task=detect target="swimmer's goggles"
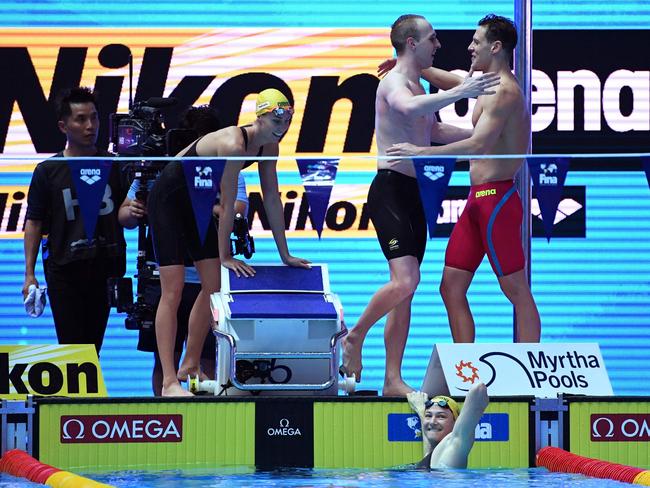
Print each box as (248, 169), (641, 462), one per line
(424, 395), (460, 419)
(270, 106), (294, 118)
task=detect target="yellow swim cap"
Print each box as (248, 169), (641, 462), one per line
(427, 395), (461, 419)
(255, 88), (292, 117)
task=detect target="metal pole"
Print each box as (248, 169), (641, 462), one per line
(514, 0), (532, 342)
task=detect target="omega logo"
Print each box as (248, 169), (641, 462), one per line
(267, 418), (302, 437)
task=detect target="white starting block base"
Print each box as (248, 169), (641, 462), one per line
(210, 264), (345, 396)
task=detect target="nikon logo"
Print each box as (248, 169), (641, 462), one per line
(0, 352), (99, 395)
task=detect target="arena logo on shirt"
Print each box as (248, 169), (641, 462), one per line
(60, 414), (182, 443)
(79, 168), (102, 185)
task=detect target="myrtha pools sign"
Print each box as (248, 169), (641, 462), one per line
(425, 343), (613, 397)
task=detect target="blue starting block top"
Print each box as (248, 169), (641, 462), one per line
(228, 265), (326, 293)
(229, 293), (337, 319)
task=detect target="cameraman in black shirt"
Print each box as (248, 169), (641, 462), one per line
(23, 87), (126, 353)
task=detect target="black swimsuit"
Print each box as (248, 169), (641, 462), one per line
(147, 129), (264, 266)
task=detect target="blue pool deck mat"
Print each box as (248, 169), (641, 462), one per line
(220, 263), (332, 294)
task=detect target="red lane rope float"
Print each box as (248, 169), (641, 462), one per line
(0, 449), (113, 487)
(536, 446), (650, 486)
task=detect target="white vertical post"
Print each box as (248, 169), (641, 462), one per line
(514, 0), (532, 341)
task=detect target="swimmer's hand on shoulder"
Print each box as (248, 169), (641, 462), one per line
(377, 58), (396, 77)
(461, 67), (500, 97)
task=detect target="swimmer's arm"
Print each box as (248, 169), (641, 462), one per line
(258, 145), (289, 261)
(421, 67), (464, 90)
(259, 146), (310, 269)
(386, 73), (500, 118)
(388, 90), (513, 157)
(387, 82), (469, 118)
(407, 391), (432, 456)
(450, 383), (489, 451)
(431, 122), (473, 144)
(377, 59), (464, 90)
(217, 144), (246, 262)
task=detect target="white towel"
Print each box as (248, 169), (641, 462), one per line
(24, 284), (47, 317)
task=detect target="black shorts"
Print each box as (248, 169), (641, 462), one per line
(136, 279), (216, 359)
(367, 169), (427, 263)
(147, 161), (219, 266)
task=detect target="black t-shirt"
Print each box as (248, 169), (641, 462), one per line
(26, 150), (127, 271)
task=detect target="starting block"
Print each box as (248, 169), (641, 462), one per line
(206, 263), (348, 396)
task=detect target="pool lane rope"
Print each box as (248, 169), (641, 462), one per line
(0, 449), (113, 487)
(536, 446), (650, 486)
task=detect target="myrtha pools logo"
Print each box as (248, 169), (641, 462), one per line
(453, 350), (602, 392)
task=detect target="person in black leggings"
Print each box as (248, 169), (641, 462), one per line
(148, 88), (311, 396)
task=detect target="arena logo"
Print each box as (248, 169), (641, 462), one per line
(439, 69), (650, 133)
(0, 352), (99, 395)
(475, 189), (497, 198)
(591, 414), (650, 442)
(266, 418), (302, 437)
(423, 165), (446, 182)
(79, 168), (102, 185)
(60, 415), (182, 443)
(474, 413), (510, 442)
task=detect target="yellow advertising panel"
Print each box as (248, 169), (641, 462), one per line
(0, 344), (106, 399)
(569, 400), (650, 468)
(38, 400), (255, 470)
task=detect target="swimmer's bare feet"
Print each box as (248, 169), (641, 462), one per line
(177, 364), (208, 383)
(382, 378), (415, 397)
(161, 381), (193, 397)
(341, 332), (363, 382)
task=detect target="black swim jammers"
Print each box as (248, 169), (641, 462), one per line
(367, 169), (427, 263)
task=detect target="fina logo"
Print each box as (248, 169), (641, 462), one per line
(267, 418), (302, 437)
(539, 163), (558, 185)
(79, 168), (101, 185)
(406, 415), (422, 439)
(194, 166), (213, 188)
(423, 164), (445, 182)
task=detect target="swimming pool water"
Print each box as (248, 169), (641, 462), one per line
(1, 467), (635, 487)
